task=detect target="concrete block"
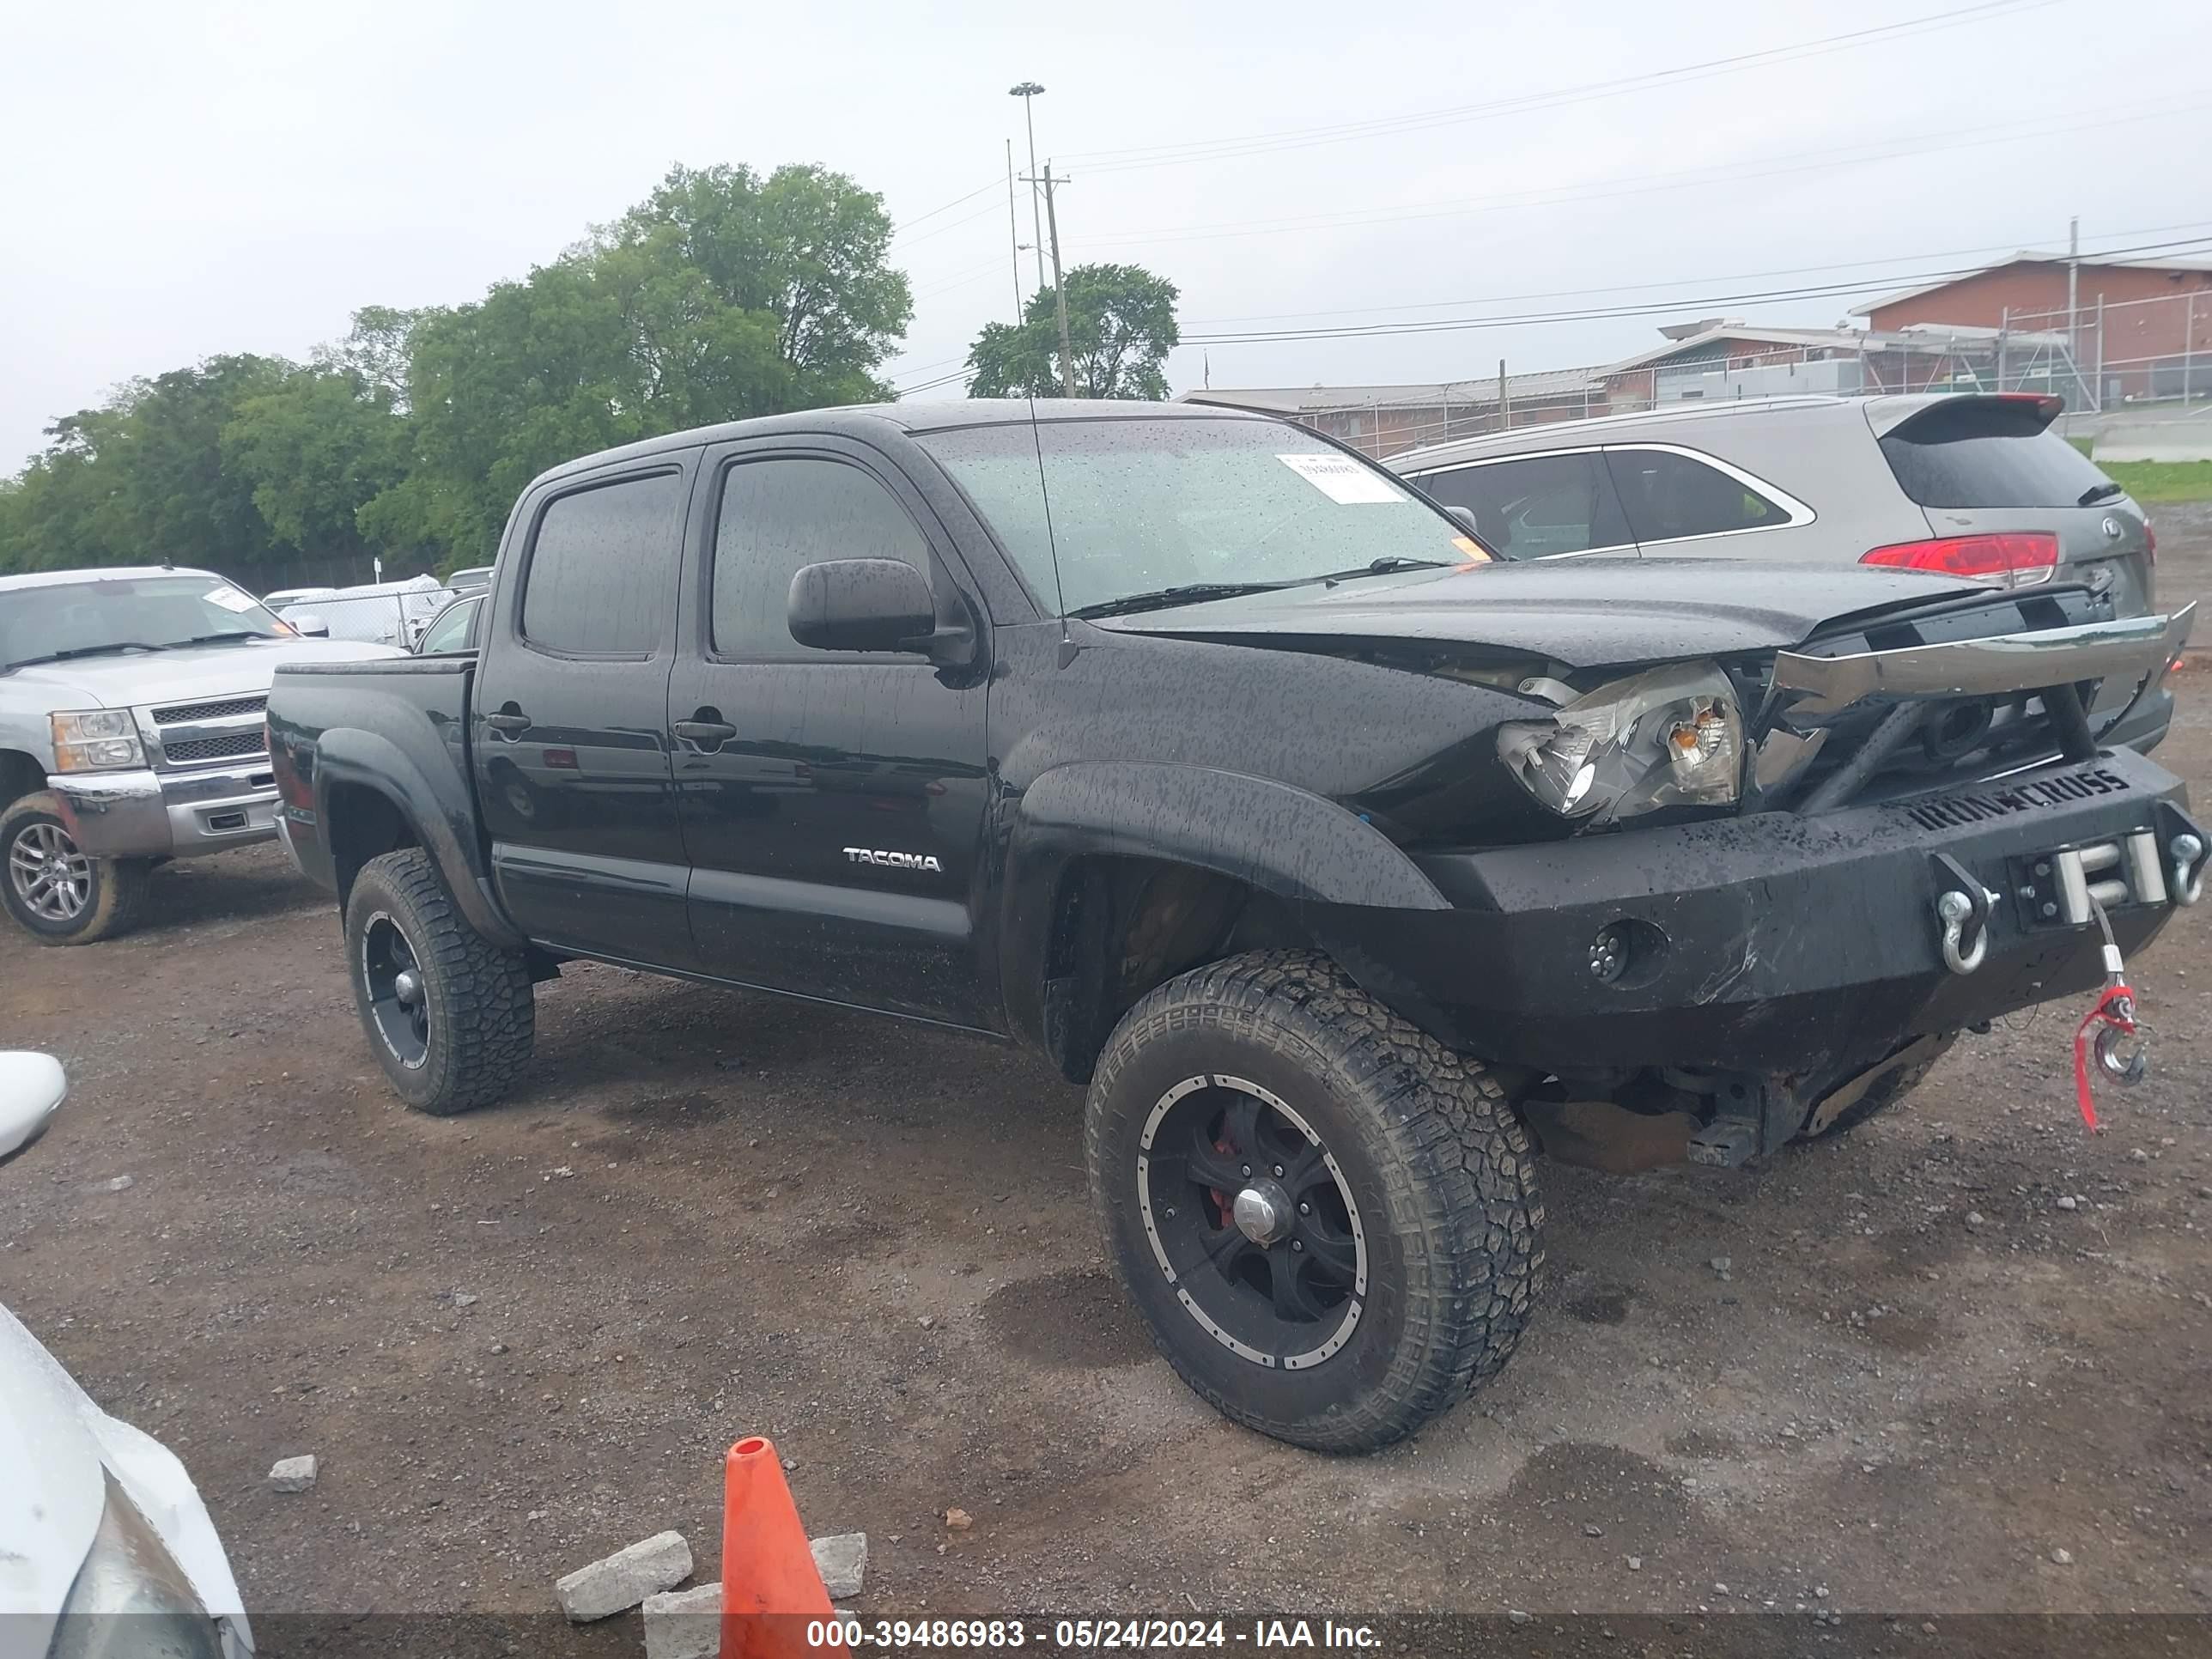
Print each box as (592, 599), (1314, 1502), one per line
(267, 1455), (317, 1492)
(811, 1532), (867, 1599)
(642, 1580), (721, 1659)
(556, 1529), (693, 1622)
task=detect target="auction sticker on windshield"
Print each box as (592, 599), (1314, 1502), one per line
(1276, 453), (1408, 505)
(205, 586), (259, 613)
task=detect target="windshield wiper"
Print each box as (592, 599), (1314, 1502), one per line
(1070, 581), (1300, 619)
(1315, 556), (1453, 584)
(2077, 481), (2126, 507)
(170, 630), (276, 647)
(3, 641), (171, 671)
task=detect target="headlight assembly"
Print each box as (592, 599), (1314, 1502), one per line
(1498, 662), (1742, 824)
(50, 710), (145, 774)
(46, 1474), (225, 1659)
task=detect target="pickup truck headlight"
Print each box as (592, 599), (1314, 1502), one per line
(46, 1474), (226, 1659)
(50, 709), (146, 774)
(1497, 662), (1742, 823)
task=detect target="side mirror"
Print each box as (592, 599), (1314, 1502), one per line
(0, 1052), (66, 1164)
(289, 614), (331, 639)
(787, 560), (937, 653)
(1443, 504), (1482, 538)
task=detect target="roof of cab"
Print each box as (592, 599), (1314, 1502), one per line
(531, 398), (1270, 489)
(0, 565), (220, 593)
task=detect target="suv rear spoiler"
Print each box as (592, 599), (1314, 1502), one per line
(1771, 602), (2194, 716)
(1861, 391), (2063, 440)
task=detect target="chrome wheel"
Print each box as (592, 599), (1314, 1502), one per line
(8, 821), (91, 923)
(361, 912), (431, 1070)
(1136, 1074), (1366, 1371)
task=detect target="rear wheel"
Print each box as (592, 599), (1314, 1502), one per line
(1086, 950), (1543, 1453)
(344, 848), (534, 1115)
(1, 793), (151, 945)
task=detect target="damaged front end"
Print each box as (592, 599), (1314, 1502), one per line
(1310, 591), (2203, 1172)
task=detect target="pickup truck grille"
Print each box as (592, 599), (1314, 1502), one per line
(152, 694), (267, 725)
(162, 732), (267, 765)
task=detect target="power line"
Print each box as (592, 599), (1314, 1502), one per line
(892, 177), (1003, 234)
(1179, 218), (2212, 330)
(1178, 234), (2212, 345)
(1064, 0), (2058, 174)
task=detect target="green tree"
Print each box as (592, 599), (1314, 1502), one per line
(967, 263), (1181, 399)
(382, 162), (913, 562)
(222, 362), (412, 558)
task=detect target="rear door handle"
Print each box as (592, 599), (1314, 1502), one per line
(484, 711), (531, 735)
(674, 719), (738, 745)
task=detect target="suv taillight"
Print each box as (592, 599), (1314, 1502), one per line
(1861, 532), (2058, 587)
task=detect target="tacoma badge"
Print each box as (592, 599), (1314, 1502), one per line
(843, 847), (944, 872)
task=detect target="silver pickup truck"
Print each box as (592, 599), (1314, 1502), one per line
(1, 567), (398, 944)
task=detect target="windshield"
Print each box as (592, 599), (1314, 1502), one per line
(918, 417), (1484, 614)
(1, 575), (285, 671)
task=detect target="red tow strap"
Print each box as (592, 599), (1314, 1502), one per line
(2070, 982), (2136, 1133)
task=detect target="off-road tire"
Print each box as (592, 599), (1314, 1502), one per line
(1, 792), (152, 945)
(1813, 1036), (1958, 1138)
(344, 848), (533, 1115)
(1085, 948), (1543, 1454)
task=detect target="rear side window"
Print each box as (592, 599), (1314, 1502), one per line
(712, 457), (931, 658)
(1605, 448), (1791, 543)
(1417, 453), (1631, 558)
(1880, 402), (2116, 508)
(520, 472), (682, 655)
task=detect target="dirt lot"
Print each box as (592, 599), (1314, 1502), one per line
(5, 522), (2211, 1644)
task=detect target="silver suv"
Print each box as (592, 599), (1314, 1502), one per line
(1389, 392), (2164, 747)
(1, 567), (397, 944)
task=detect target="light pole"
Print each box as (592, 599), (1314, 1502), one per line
(1009, 82), (1047, 297)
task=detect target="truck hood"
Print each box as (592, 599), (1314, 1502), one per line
(1091, 557), (1980, 668)
(3, 636), (401, 709)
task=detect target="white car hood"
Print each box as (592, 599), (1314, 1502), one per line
(7, 636), (399, 710)
(0, 1302), (250, 1647)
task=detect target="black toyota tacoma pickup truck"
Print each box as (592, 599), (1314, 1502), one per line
(267, 399), (2203, 1452)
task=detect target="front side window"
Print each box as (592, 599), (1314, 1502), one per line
(918, 417), (1480, 615)
(416, 596), (483, 655)
(1605, 448), (1791, 544)
(712, 459), (932, 658)
(0, 575), (284, 672)
(519, 472), (682, 656)
(1417, 453), (1631, 558)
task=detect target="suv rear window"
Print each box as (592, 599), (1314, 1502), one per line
(1879, 401), (2118, 509)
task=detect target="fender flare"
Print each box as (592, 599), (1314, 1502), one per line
(999, 760), (1447, 1052)
(312, 728), (526, 951)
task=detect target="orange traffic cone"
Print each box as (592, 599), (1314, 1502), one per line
(720, 1436), (843, 1659)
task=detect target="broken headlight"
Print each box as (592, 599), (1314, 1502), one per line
(1497, 662), (1742, 824)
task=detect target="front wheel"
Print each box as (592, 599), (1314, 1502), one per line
(1085, 950), (1543, 1454)
(1, 792), (151, 945)
(344, 848), (534, 1115)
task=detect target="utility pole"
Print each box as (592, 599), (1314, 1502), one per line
(1036, 162), (1077, 397)
(1497, 359), (1510, 430)
(1009, 82), (1048, 296)
(1005, 139), (1024, 323)
(2067, 216), (2081, 403)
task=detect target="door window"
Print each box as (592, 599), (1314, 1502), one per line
(519, 472), (683, 656)
(1604, 448), (1791, 544)
(711, 458), (931, 659)
(416, 595), (482, 655)
(1417, 453), (1630, 558)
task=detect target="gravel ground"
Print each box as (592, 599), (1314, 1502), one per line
(3, 619), (2209, 1645)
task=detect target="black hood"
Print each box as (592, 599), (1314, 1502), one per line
(1091, 557), (1979, 669)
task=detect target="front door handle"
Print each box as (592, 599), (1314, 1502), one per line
(484, 710), (531, 736)
(674, 718), (738, 746)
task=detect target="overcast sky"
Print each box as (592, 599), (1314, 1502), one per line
(3, 0), (2207, 465)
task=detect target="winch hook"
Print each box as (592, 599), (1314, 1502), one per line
(2070, 895), (2148, 1131)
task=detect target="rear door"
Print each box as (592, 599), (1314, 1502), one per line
(1409, 450), (1637, 560)
(1601, 444), (1809, 557)
(473, 460), (697, 969)
(667, 436), (994, 1029)
(1871, 396), (2155, 617)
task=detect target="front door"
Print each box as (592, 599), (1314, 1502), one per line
(473, 461), (697, 969)
(668, 439), (994, 1028)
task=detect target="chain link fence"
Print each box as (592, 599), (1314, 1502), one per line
(272, 581), (456, 649)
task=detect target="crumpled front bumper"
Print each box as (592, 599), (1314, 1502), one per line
(47, 763), (280, 860)
(1312, 745), (2202, 1082)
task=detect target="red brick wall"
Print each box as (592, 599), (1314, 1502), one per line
(1865, 262), (2212, 356)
